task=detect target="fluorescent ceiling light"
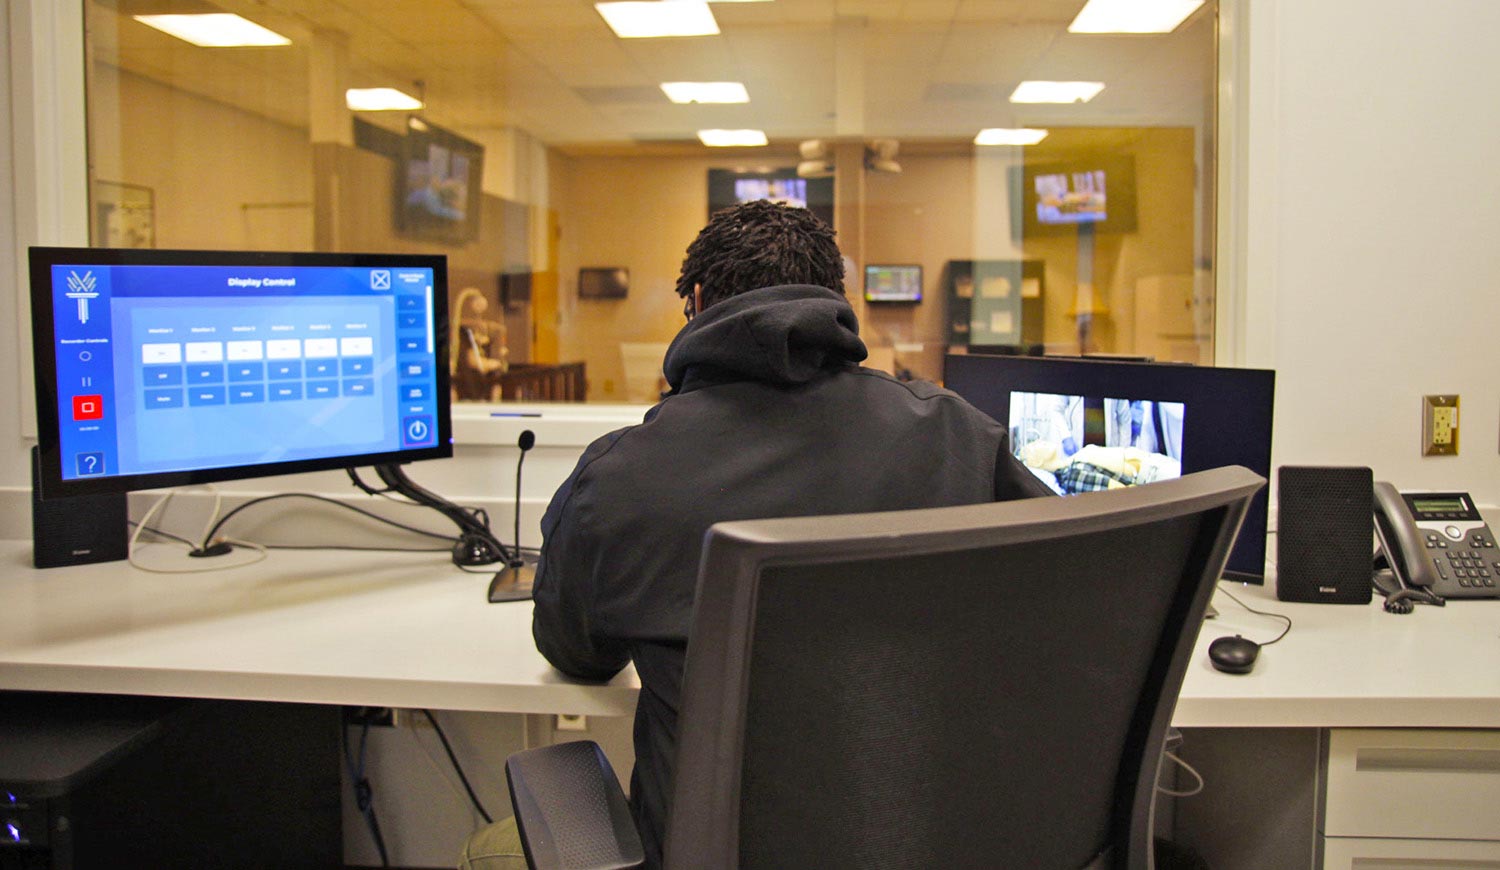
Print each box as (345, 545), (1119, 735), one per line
(596, 2), (719, 38)
(132, 13), (291, 47)
(975, 128), (1050, 146)
(1010, 81), (1105, 104)
(1069, 0), (1205, 33)
(661, 82), (749, 104)
(346, 88), (424, 112)
(698, 129), (768, 147)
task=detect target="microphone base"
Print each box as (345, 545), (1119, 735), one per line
(487, 555), (537, 603)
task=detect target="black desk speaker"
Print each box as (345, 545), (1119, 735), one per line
(31, 445), (128, 568)
(1276, 465), (1373, 603)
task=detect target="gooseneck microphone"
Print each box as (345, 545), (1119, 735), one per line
(488, 430), (537, 603)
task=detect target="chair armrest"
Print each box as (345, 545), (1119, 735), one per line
(505, 740), (644, 870)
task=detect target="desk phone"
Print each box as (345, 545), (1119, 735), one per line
(1374, 482), (1499, 599)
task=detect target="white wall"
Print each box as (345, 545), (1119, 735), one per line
(1241, 0), (1500, 503)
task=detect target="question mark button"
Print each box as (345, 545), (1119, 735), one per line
(75, 452), (105, 476)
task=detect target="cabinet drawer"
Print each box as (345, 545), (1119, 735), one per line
(1322, 836), (1500, 869)
(1324, 729), (1500, 840)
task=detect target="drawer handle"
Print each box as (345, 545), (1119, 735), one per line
(1355, 747), (1500, 774)
(1352, 861), (1500, 869)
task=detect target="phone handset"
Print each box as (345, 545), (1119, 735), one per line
(1373, 482), (1439, 590)
(1373, 481), (1499, 609)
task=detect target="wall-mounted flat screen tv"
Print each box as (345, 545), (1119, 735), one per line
(1018, 153), (1138, 237)
(707, 168), (835, 227)
(579, 268), (629, 300)
(395, 117), (484, 245)
(864, 264), (922, 303)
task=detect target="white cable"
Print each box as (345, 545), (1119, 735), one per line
(127, 488), (269, 574)
(1156, 750), (1205, 798)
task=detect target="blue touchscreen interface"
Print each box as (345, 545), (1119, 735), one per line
(48, 262), (441, 481)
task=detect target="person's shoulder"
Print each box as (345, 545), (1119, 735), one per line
(847, 366), (985, 410)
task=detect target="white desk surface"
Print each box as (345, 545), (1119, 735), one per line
(3, 541), (1498, 729)
(0, 542), (639, 717)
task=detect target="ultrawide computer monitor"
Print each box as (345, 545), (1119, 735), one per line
(944, 353), (1275, 582)
(30, 248), (452, 499)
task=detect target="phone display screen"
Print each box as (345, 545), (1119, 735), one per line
(1408, 494), (1477, 519)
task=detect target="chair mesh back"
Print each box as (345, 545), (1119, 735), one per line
(736, 514), (1200, 869)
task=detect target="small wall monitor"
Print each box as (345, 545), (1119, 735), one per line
(864, 264), (923, 303)
(943, 353), (1275, 582)
(578, 267), (629, 300)
(30, 247), (452, 498)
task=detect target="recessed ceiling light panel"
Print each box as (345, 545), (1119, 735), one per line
(661, 82), (750, 104)
(346, 88), (425, 112)
(974, 128), (1050, 146)
(698, 129), (768, 147)
(1009, 81), (1105, 104)
(1069, 0), (1206, 33)
(596, 2), (720, 38)
(132, 13), (291, 47)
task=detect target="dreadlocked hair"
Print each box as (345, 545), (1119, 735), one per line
(674, 200), (845, 309)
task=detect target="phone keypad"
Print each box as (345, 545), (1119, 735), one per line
(1443, 547), (1495, 587)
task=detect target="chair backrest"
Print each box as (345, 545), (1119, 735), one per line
(665, 466), (1264, 870)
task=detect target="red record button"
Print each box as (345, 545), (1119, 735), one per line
(72, 394), (104, 420)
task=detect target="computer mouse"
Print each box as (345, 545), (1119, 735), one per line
(1208, 635), (1260, 674)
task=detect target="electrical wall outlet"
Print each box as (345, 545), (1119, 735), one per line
(555, 714), (588, 732)
(1422, 394), (1459, 456)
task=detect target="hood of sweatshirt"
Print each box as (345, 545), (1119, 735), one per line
(661, 284), (867, 393)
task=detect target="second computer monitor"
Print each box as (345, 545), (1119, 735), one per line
(944, 353), (1275, 582)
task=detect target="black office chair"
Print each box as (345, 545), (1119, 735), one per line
(505, 466), (1264, 870)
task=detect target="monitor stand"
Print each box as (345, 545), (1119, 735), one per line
(488, 554), (538, 603)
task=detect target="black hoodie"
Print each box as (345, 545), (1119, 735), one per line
(531, 285), (1051, 866)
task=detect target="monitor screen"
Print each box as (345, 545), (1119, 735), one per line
(944, 354), (1275, 581)
(1017, 154), (1138, 237)
(395, 117), (484, 245)
(30, 248), (452, 498)
(578, 267), (629, 300)
(707, 168), (835, 227)
(864, 264), (923, 303)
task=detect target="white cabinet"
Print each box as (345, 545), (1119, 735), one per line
(1321, 729), (1500, 867)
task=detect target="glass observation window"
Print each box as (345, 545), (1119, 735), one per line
(84, 0), (1219, 404)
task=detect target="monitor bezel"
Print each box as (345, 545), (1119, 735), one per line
(30, 246), (454, 499)
(942, 353), (1275, 582)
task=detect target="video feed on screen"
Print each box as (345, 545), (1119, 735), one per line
(1008, 391), (1184, 495)
(1034, 169), (1107, 225)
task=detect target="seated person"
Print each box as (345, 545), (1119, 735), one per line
(521, 200), (1053, 868)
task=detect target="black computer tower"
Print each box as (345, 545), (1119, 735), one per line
(0, 693), (340, 869)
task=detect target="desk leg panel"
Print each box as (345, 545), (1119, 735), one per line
(1171, 727), (1323, 870)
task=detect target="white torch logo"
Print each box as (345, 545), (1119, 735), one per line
(65, 270), (99, 324)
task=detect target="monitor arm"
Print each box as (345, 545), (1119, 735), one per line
(356, 464), (511, 567)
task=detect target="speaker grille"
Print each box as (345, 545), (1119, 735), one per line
(1276, 466), (1373, 603)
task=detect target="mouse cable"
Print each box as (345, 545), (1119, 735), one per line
(1156, 750), (1205, 798)
(1215, 583), (1293, 646)
(420, 710), (493, 824)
